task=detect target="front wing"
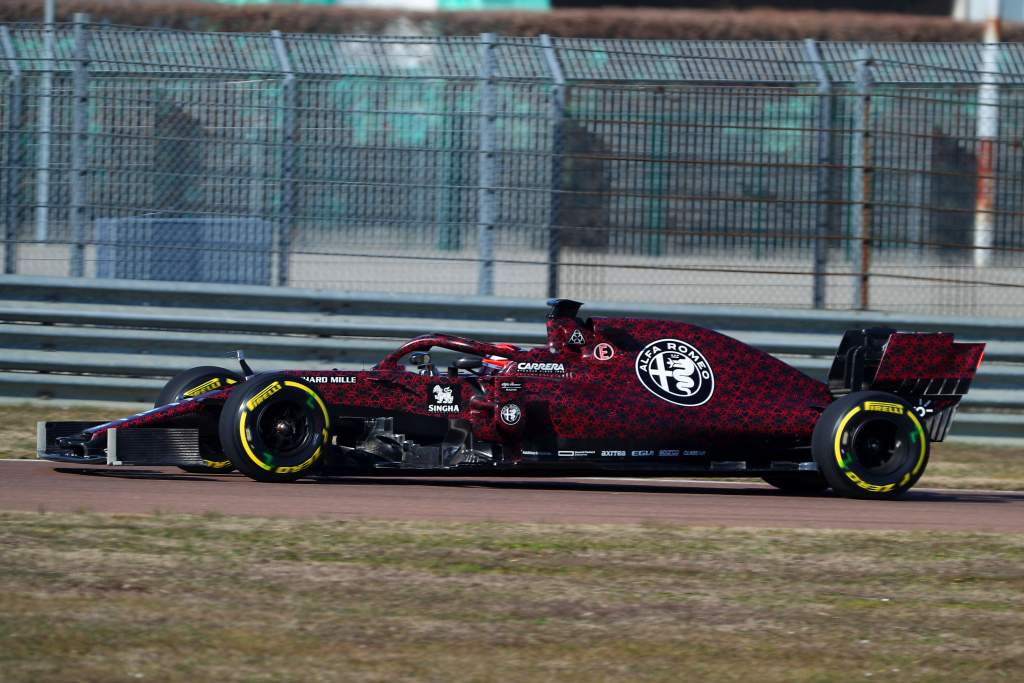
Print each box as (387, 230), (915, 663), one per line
(38, 421), (208, 467)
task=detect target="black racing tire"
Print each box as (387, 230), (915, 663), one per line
(761, 472), (829, 495)
(156, 366), (243, 474)
(218, 374), (330, 483)
(812, 391), (929, 500)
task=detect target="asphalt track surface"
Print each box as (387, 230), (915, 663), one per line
(3, 461), (1024, 531)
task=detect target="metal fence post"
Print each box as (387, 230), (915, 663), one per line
(973, 22), (1000, 269)
(35, 0), (55, 242)
(1, 27), (23, 275)
(477, 33), (497, 297)
(804, 39), (832, 310)
(852, 49), (874, 311)
(271, 30), (296, 288)
(540, 34), (564, 299)
(69, 13), (91, 278)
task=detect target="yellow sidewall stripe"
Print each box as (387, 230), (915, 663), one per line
(238, 381), (331, 474)
(284, 381), (330, 424)
(239, 409), (272, 471)
(833, 406), (861, 469)
(834, 401), (927, 494)
(183, 377), (223, 398)
(906, 410), (928, 476)
(273, 445), (322, 474)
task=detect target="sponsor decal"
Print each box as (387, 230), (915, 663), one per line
(201, 459), (232, 469)
(500, 381), (523, 393)
(683, 449), (706, 457)
(593, 343), (615, 361)
(914, 399), (934, 419)
(246, 381), (282, 411)
(516, 362), (565, 374)
(558, 450), (595, 458)
(428, 383), (461, 414)
(274, 451), (319, 474)
(635, 339), (715, 407)
(600, 450), (627, 457)
(658, 449), (681, 457)
(630, 450), (655, 457)
(183, 377), (222, 397)
(302, 375), (357, 385)
(568, 329), (586, 346)
(499, 403), (522, 426)
(843, 469), (896, 493)
(865, 401), (903, 415)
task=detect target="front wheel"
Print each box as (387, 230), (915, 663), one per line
(218, 374), (330, 482)
(812, 391), (929, 500)
(156, 366), (242, 474)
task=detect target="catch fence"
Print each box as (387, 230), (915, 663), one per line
(2, 20), (1024, 316)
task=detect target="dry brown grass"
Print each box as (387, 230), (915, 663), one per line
(1, 512), (1023, 682)
(924, 441), (1024, 491)
(0, 403), (121, 460)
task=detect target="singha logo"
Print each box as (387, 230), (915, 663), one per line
(429, 384), (460, 413)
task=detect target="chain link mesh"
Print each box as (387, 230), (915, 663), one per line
(2, 24), (1023, 315)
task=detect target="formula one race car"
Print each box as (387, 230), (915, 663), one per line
(39, 299), (985, 499)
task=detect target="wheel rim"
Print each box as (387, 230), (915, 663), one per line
(850, 418), (910, 478)
(255, 400), (313, 457)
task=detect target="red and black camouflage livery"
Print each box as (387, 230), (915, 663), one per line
(41, 299), (985, 485)
(873, 333), (983, 387)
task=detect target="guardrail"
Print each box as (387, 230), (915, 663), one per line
(2, 275), (1021, 442)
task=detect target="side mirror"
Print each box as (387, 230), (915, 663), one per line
(231, 349), (254, 377)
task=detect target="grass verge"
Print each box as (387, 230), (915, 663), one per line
(4, 403), (1022, 490)
(1, 512), (1022, 682)
(921, 442), (1024, 491)
(2, 403), (122, 459)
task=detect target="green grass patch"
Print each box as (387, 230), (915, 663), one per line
(1, 512), (1023, 682)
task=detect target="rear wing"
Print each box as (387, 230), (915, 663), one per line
(828, 328), (985, 441)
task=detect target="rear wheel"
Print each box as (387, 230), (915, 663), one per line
(156, 366), (242, 474)
(812, 391), (929, 500)
(218, 374), (330, 482)
(761, 472), (829, 495)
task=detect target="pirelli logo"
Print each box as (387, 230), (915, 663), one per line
(246, 381), (282, 411)
(864, 401), (903, 415)
(182, 378), (222, 397)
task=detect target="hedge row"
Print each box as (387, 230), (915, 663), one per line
(1, 1), (1019, 42)
(554, 0), (950, 14)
